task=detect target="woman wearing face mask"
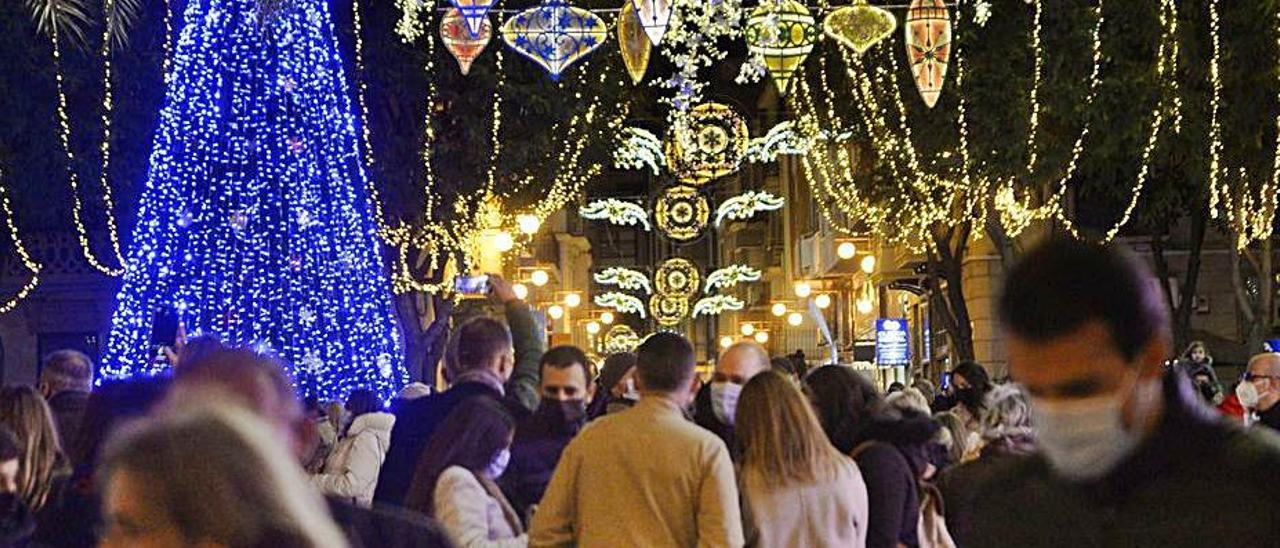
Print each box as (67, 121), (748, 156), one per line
(947, 362), (992, 462)
(406, 397), (526, 548)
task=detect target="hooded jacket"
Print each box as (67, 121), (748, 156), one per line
(852, 409), (938, 548)
(313, 412), (397, 507)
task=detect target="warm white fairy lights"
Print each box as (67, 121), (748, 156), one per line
(0, 171), (42, 315)
(703, 264), (762, 292)
(594, 267), (654, 294)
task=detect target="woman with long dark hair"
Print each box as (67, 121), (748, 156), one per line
(406, 397), (525, 547)
(312, 389), (396, 507)
(804, 365), (939, 548)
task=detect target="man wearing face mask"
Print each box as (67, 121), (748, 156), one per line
(969, 238), (1280, 547)
(693, 342), (771, 457)
(502, 345), (595, 520)
(1234, 353), (1280, 431)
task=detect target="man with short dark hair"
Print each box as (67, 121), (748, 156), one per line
(969, 238), (1280, 547)
(530, 332), (743, 547)
(503, 345), (594, 518)
(375, 274), (543, 506)
(39, 350), (94, 451)
(693, 341), (769, 455)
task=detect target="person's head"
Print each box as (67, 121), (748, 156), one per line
(885, 387), (931, 416)
(913, 378), (937, 403)
(446, 317), (515, 384)
(0, 426), (21, 494)
(887, 382), (905, 394)
(950, 361), (992, 410)
(405, 397), (515, 516)
(99, 404), (345, 548)
(303, 396), (323, 420)
(168, 347), (314, 463)
(69, 376), (172, 469)
(802, 365), (882, 454)
(345, 389), (382, 418)
(736, 370), (846, 489)
(770, 357), (797, 379)
(1243, 353), (1280, 411)
(979, 383), (1035, 444)
(39, 350), (94, 398)
(597, 352), (637, 395)
(931, 411), (967, 465)
(540, 345), (594, 402)
(1184, 341), (1209, 363)
(635, 332), (698, 405)
(998, 238), (1170, 481)
(0, 385), (67, 512)
(714, 342), (770, 385)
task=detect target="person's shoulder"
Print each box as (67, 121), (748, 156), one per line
(328, 497), (453, 548)
(1221, 424), (1280, 473)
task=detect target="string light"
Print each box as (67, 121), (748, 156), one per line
(0, 171), (42, 315)
(102, 0), (408, 400)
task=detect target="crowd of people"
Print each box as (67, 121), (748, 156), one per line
(4, 238), (1280, 547)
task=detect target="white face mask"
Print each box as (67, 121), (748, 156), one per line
(1031, 376), (1161, 482)
(1236, 381), (1260, 409)
(622, 378), (641, 402)
(710, 382), (743, 426)
(486, 447), (511, 479)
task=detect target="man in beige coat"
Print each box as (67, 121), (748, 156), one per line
(529, 332), (744, 547)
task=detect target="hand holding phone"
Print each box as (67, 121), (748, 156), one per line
(454, 274), (490, 296)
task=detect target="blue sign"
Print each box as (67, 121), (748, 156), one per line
(876, 318), (910, 366)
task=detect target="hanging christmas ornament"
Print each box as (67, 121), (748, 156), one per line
(744, 0), (818, 96)
(654, 185), (709, 243)
(650, 294), (689, 327)
(704, 264), (763, 292)
(664, 103), (749, 185)
(631, 0), (671, 45)
(714, 190), (786, 226)
(904, 0), (952, 108)
(449, 0), (498, 38)
(692, 295), (746, 317)
(654, 257), (700, 298)
(442, 8), (492, 75)
(824, 0), (897, 55)
(594, 266), (653, 294)
(502, 0), (607, 81)
(618, 1), (651, 85)
(594, 292), (648, 318)
(604, 324), (641, 353)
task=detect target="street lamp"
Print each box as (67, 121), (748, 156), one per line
(586, 321), (601, 335)
(814, 294), (832, 309)
(600, 311), (615, 324)
(530, 269), (550, 287)
(754, 331), (769, 344)
(861, 255), (877, 274)
(564, 292), (582, 308)
(794, 281), (812, 298)
(740, 323), (756, 336)
(837, 241), (857, 260)
(512, 283), (529, 301)
(516, 214), (541, 235)
(856, 298), (873, 315)
(787, 312), (803, 326)
(493, 231), (515, 252)
(547, 305), (565, 320)
(771, 302), (787, 317)
(719, 336), (734, 349)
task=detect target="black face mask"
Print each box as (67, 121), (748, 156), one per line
(536, 399), (587, 436)
(955, 387), (983, 409)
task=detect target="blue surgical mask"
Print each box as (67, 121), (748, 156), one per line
(486, 447), (511, 480)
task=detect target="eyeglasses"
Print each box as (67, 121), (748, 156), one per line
(1243, 372), (1280, 382)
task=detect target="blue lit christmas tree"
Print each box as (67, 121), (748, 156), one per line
(102, 0), (407, 399)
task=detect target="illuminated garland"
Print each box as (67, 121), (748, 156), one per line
(0, 170), (42, 315)
(742, 121), (810, 163)
(594, 266), (653, 294)
(580, 199), (652, 231)
(613, 127), (665, 175)
(692, 295), (745, 317)
(595, 292), (648, 318)
(704, 264), (762, 292)
(714, 190), (786, 226)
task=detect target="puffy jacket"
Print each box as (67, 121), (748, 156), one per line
(313, 412), (396, 507)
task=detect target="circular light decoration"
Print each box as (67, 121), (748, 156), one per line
(604, 324), (642, 354)
(654, 258), (701, 298)
(654, 185), (710, 243)
(650, 294), (689, 327)
(664, 103), (749, 185)
(824, 0), (897, 55)
(745, 0), (819, 96)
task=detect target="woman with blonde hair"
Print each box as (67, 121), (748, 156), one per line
(0, 386), (70, 515)
(98, 403), (348, 548)
(736, 370), (869, 547)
